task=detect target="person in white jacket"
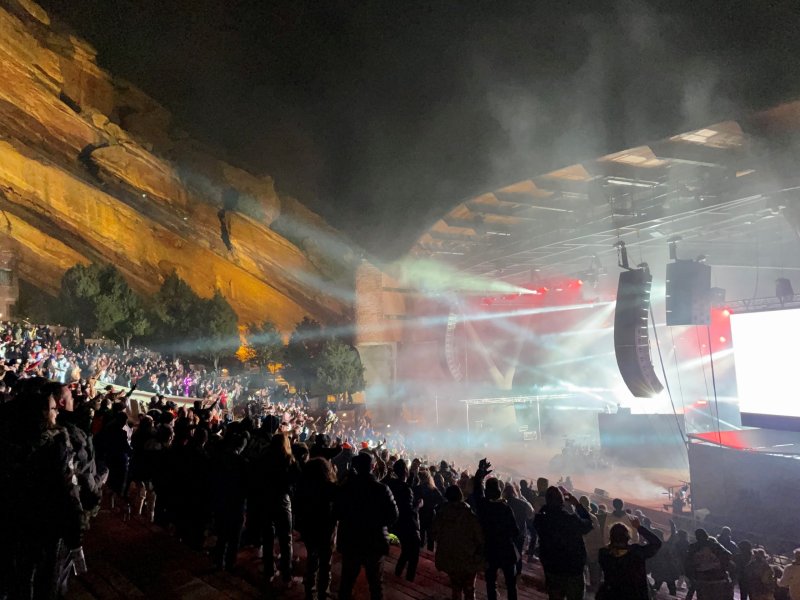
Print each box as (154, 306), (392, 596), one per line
(779, 549), (800, 600)
(603, 498), (638, 544)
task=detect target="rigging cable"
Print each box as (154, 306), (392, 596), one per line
(649, 300), (690, 462)
(706, 326), (723, 445)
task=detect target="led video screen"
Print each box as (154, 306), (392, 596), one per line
(731, 308), (800, 430)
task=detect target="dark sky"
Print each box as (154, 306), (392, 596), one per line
(41, 0), (800, 258)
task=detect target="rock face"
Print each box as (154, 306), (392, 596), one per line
(0, 0), (356, 331)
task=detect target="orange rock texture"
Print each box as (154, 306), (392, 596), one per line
(0, 0), (356, 332)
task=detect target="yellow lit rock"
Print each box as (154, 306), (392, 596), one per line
(0, 0), (356, 333)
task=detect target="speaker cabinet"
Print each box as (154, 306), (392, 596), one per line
(614, 269), (664, 398)
(666, 261), (711, 325)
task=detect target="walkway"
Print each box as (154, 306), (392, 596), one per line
(67, 506), (687, 600)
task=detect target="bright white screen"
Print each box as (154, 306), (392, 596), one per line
(731, 308), (800, 417)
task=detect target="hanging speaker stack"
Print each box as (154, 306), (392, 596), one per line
(614, 268), (664, 398)
(665, 261), (711, 326)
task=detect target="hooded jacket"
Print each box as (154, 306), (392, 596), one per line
(604, 509), (639, 543)
(598, 526), (662, 600)
(686, 537), (731, 582)
(335, 472), (398, 556)
(432, 500), (485, 574)
(386, 475), (421, 539)
(533, 503), (594, 575)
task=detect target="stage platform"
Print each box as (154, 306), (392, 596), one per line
(688, 429), (800, 552)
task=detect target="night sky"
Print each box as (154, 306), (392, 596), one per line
(41, 0), (800, 258)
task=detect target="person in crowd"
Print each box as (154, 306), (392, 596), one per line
(527, 476), (549, 561)
(685, 528), (732, 600)
(1, 379), (86, 599)
(434, 460), (455, 493)
(432, 485), (485, 600)
(473, 459), (519, 600)
(332, 441), (354, 482)
(746, 549), (776, 600)
(597, 518), (662, 600)
(649, 528), (679, 596)
(579, 495), (604, 592)
(534, 486), (594, 600)
(669, 522), (692, 593)
(209, 426), (249, 573)
(386, 459), (422, 581)
(519, 480), (537, 559)
(604, 498), (638, 543)
(261, 432), (301, 585)
(734, 540), (755, 600)
(96, 410), (133, 511)
(334, 452), (399, 600)
(718, 527), (739, 555)
(128, 414), (155, 518)
(503, 482), (534, 577)
(295, 457), (338, 600)
(50, 380), (105, 518)
(172, 427), (212, 550)
(415, 468), (444, 552)
(778, 549), (800, 600)
(775, 567), (791, 600)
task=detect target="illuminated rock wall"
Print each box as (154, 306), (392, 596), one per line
(0, 0), (355, 331)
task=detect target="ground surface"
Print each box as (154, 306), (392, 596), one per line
(66, 506), (693, 600)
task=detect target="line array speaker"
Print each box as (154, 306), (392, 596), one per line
(666, 261), (711, 325)
(614, 268), (664, 398)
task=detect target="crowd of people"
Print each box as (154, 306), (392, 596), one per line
(0, 321), (246, 406)
(1, 320), (799, 600)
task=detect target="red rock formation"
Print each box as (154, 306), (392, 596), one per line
(0, 0), (356, 332)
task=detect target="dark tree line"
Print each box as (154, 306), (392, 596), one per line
(50, 264), (365, 396)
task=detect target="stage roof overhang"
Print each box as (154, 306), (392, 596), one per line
(409, 101), (800, 288)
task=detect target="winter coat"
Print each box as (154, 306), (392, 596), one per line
(778, 562), (800, 600)
(474, 497), (520, 567)
(210, 448), (248, 518)
(598, 526), (662, 600)
(3, 422), (86, 550)
(331, 448), (354, 482)
(432, 501), (485, 574)
(649, 539), (679, 581)
(507, 496), (534, 546)
(295, 475), (337, 547)
(334, 472), (398, 556)
(686, 538), (732, 582)
(415, 484), (444, 531)
(100, 425), (132, 495)
(582, 511), (604, 562)
(386, 476), (421, 539)
(533, 503), (594, 576)
(604, 509), (638, 543)
(58, 412), (103, 513)
(746, 558), (776, 600)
